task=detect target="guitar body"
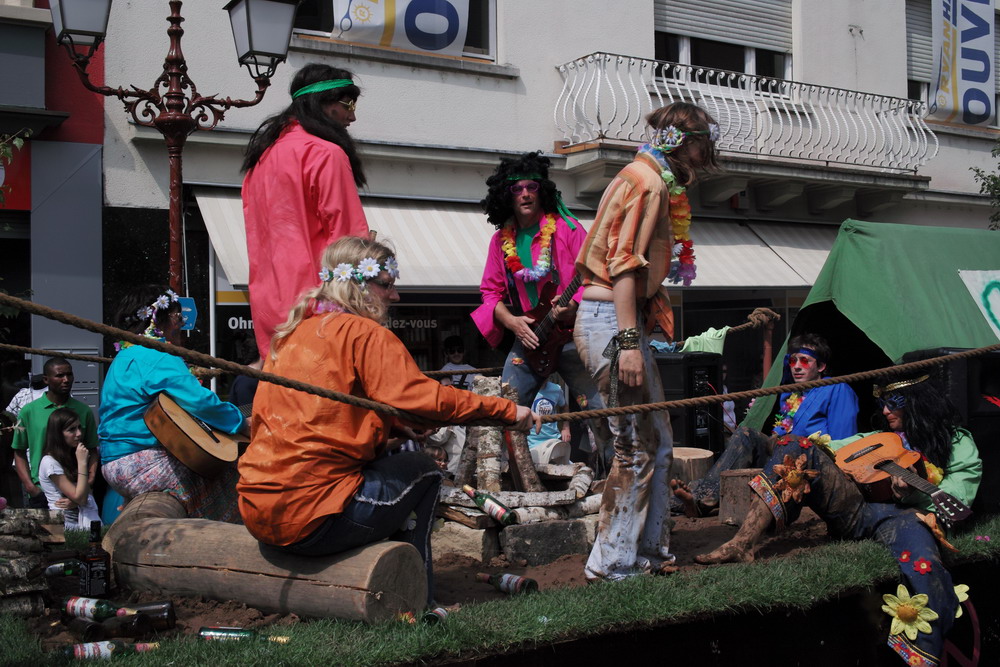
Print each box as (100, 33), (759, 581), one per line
(144, 393), (247, 479)
(523, 276), (581, 379)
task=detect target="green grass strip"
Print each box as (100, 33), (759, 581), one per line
(3, 514), (999, 666)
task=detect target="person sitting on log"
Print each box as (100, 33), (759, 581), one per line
(671, 333), (859, 517)
(237, 236), (539, 609)
(99, 285), (248, 522)
(695, 372), (980, 667)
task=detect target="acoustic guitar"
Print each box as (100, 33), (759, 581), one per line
(834, 432), (972, 528)
(143, 393), (251, 479)
(523, 274), (582, 378)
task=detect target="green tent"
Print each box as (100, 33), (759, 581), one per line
(744, 218), (1000, 432)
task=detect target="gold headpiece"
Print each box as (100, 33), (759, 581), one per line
(872, 374), (929, 398)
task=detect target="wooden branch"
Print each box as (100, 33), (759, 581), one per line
(473, 376), (503, 493)
(502, 383), (545, 493)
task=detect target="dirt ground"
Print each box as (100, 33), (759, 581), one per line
(29, 509), (829, 649)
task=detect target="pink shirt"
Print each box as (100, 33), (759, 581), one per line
(471, 214), (587, 348)
(242, 122), (369, 357)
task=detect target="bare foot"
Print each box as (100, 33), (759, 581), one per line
(694, 541), (755, 565)
(669, 479), (700, 518)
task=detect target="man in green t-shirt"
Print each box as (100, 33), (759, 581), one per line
(12, 357), (98, 508)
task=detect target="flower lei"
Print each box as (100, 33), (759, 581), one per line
(772, 391), (804, 434)
(114, 289), (180, 352)
(318, 256), (399, 285)
(499, 214), (557, 283)
(637, 144), (698, 286)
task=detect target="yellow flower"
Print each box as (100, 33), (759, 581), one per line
(882, 584), (938, 640)
(924, 461), (944, 486)
(954, 583), (969, 619)
(807, 431), (831, 447)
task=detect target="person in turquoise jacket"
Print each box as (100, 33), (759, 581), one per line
(696, 372), (981, 667)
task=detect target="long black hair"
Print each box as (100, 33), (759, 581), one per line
(114, 284), (182, 337)
(242, 63), (366, 188)
(875, 374), (962, 470)
(480, 151), (561, 230)
(43, 407), (83, 478)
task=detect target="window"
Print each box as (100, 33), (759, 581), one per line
(294, 0), (495, 61)
(655, 33), (791, 85)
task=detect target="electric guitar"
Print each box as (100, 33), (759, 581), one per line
(834, 432), (972, 528)
(523, 274), (582, 378)
(144, 393), (251, 479)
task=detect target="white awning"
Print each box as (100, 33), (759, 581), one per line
(194, 188), (835, 291)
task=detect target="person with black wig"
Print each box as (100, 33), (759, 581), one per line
(242, 63), (370, 359)
(471, 151), (608, 457)
(696, 372), (980, 667)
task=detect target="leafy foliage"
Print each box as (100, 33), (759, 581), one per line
(970, 141), (1000, 230)
(0, 127), (32, 207)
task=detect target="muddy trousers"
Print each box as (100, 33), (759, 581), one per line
(752, 440), (957, 666)
(574, 300), (674, 580)
(669, 425), (771, 515)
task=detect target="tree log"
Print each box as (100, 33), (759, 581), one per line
(454, 421), (479, 488)
(472, 376), (503, 492)
(107, 518), (426, 623)
(0, 594), (44, 616)
(103, 492), (187, 557)
(719, 468), (763, 527)
(441, 485), (578, 509)
(671, 447), (715, 484)
(512, 493), (603, 524)
(502, 384), (545, 493)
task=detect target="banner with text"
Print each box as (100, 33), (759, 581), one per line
(930, 0), (996, 126)
(332, 0), (470, 56)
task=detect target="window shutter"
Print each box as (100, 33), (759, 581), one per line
(906, 0), (933, 83)
(655, 0), (792, 53)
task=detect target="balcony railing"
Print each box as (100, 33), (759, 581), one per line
(555, 53), (938, 173)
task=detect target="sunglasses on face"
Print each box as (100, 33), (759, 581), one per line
(338, 99), (357, 112)
(507, 182), (540, 195)
(369, 279), (396, 290)
(877, 394), (907, 411)
(445, 348), (463, 354)
(787, 355), (817, 369)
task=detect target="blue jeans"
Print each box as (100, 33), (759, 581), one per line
(754, 439), (957, 665)
(283, 452), (442, 607)
(574, 300), (674, 580)
(502, 337), (612, 463)
(669, 426), (771, 515)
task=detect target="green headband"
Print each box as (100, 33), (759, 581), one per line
(503, 173), (578, 229)
(292, 79), (355, 99)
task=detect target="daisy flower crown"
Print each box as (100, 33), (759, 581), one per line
(319, 256), (400, 285)
(136, 289), (180, 322)
(646, 123), (720, 153)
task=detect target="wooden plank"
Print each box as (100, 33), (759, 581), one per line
(720, 468), (762, 527)
(535, 463), (583, 480)
(502, 384), (545, 493)
(441, 486), (578, 509)
(436, 504), (494, 529)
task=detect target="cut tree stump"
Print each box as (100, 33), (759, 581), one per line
(671, 447), (715, 484)
(104, 492), (426, 622)
(472, 376), (503, 492)
(719, 468), (763, 527)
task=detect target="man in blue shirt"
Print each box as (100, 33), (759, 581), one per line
(671, 333), (858, 516)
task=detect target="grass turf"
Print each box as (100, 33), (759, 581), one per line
(3, 513), (999, 666)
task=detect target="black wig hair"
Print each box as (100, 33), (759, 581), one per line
(242, 63), (366, 188)
(874, 373), (962, 470)
(480, 151), (562, 230)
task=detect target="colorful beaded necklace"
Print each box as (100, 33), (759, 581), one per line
(772, 391), (805, 435)
(500, 214), (557, 283)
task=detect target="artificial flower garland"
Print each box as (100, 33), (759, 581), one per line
(318, 256), (399, 285)
(772, 391), (805, 435)
(636, 143), (699, 286)
(500, 214), (557, 283)
(114, 289), (181, 352)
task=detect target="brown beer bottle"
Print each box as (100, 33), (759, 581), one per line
(116, 600), (176, 630)
(67, 617), (106, 643)
(100, 613), (153, 639)
(475, 571), (538, 594)
(79, 521), (111, 597)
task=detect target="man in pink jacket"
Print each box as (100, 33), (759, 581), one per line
(242, 64), (369, 358)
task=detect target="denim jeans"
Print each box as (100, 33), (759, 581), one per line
(502, 337), (612, 460)
(669, 426), (772, 515)
(283, 452), (442, 607)
(574, 299), (675, 580)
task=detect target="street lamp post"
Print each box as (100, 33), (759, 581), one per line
(49, 0), (299, 294)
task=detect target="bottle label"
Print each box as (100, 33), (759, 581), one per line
(65, 597), (99, 620)
(72, 641), (115, 658)
(498, 574), (524, 594)
(481, 497), (510, 523)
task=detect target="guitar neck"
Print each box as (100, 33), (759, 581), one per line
(877, 461), (941, 498)
(534, 274), (583, 337)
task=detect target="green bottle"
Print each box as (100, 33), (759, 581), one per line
(475, 572), (538, 594)
(422, 607), (450, 624)
(61, 640), (159, 659)
(198, 627), (290, 644)
(62, 597), (121, 622)
(462, 485), (517, 525)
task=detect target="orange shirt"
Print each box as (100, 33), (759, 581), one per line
(575, 152), (674, 299)
(237, 313), (517, 546)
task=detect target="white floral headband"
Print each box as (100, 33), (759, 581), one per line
(136, 289), (180, 338)
(646, 123), (720, 153)
(319, 256), (399, 284)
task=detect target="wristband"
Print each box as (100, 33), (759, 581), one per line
(616, 327), (642, 350)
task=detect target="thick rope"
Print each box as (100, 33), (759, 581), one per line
(0, 343), (112, 366)
(3, 293), (996, 427)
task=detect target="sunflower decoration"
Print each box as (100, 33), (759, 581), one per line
(771, 454), (820, 503)
(915, 512), (959, 553)
(882, 584), (938, 641)
(954, 584), (970, 619)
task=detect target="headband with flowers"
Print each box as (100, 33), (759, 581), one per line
(115, 289), (181, 349)
(318, 256), (399, 285)
(646, 123), (721, 153)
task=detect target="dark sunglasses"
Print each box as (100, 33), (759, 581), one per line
(876, 394), (906, 411)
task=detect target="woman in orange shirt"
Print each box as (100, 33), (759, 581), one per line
(237, 236), (538, 607)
